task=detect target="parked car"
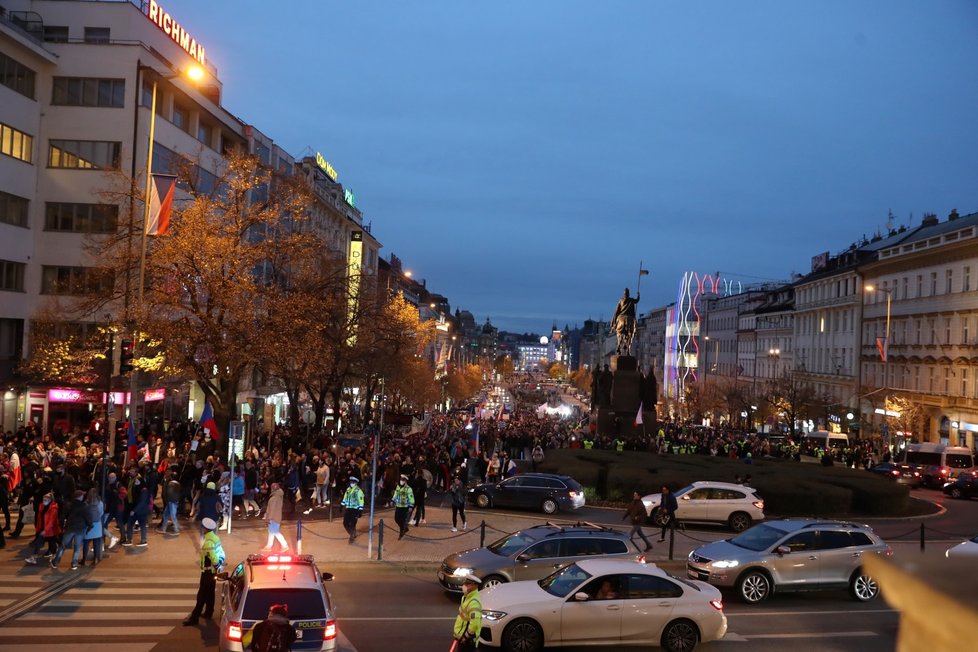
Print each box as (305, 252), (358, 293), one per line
(942, 471), (978, 499)
(219, 553), (336, 652)
(642, 481), (765, 533)
(438, 523), (642, 592)
(945, 535), (978, 558)
(687, 519), (891, 604)
(869, 462), (922, 488)
(469, 473), (585, 515)
(479, 558), (727, 652)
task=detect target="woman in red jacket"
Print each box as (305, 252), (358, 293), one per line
(25, 492), (61, 565)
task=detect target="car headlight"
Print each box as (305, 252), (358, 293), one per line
(483, 610), (508, 621)
(452, 567), (475, 577)
(710, 560), (740, 569)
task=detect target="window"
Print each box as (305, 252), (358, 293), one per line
(964, 317), (971, 345)
(946, 269), (953, 294)
(902, 277), (908, 299)
(0, 122), (34, 162)
(930, 272), (937, 295)
(172, 103), (190, 132)
(83, 27), (111, 44)
(916, 275), (923, 297)
(45, 203), (118, 233)
(625, 574), (683, 599)
(966, 267), (972, 292)
(0, 191), (29, 228)
(197, 121), (213, 146)
(819, 531), (854, 550)
(52, 77), (125, 107)
(40, 265), (113, 295)
(781, 531), (817, 552)
(596, 539), (628, 554)
(849, 532), (874, 547)
(43, 26), (69, 42)
(963, 369), (969, 399)
(0, 260), (25, 291)
(523, 540), (561, 559)
(0, 52), (36, 99)
(48, 140), (120, 169)
(564, 538), (605, 557)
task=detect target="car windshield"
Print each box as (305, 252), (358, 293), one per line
(946, 454), (974, 469)
(729, 524), (789, 551)
(242, 588), (326, 620)
(905, 452), (942, 466)
(487, 532), (537, 557)
(538, 563), (592, 598)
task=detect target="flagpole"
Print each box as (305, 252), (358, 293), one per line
(637, 260), (643, 295)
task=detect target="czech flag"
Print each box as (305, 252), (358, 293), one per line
(127, 418), (138, 461)
(146, 173), (177, 236)
(876, 336), (888, 363)
(634, 402), (644, 427)
(200, 398), (220, 440)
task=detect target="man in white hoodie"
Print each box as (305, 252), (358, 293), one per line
(261, 483), (289, 552)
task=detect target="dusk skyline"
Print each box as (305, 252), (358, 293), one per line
(163, 0), (978, 333)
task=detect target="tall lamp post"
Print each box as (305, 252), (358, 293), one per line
(865, 284), (892, 449)
(125, 63), (204, 456)
(367, 377), (385, 558)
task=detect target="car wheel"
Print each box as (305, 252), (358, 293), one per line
(728, 512), (752, 532)
(650, 507), (669, 527)
(849, 570), (880, 601)
(661, 618), (699, 652)
(541, 498), (558, 515)
(951, 488), (963, 499)
(482, 574), (507, 590)
(475, 493), (491, 509)
(737, 570), (771, 604)
(502, 618), (543, 652)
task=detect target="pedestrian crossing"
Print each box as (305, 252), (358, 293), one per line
(0, 571), (202, 652)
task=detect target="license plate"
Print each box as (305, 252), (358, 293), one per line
(295, 629), (303, 640)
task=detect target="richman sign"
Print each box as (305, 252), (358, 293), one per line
(145, 1), (206, 67)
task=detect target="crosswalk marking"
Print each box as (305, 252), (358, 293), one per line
(18, 611), (189, 620)
(0, 645), (157, 652)
(0, 626), (174, 636)
(45, 598), (192, 607)
(66, 586), (197, 595)
(0, 586), (51, 594)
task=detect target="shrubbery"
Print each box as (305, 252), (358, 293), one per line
(539, 448), (912, 517)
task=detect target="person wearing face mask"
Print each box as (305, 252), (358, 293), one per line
(391, 474), (415, 540)
(101, 471), (122, 549)
(341, 476), (364, 543)
(452, 574), (483, 651)
(24, 492), (60, 565)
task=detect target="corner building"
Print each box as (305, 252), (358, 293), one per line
(0, 0), (379, 433)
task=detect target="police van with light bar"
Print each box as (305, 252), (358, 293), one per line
(218, 553), (337, 652)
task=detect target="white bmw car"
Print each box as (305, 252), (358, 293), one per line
(643, 481), (765, 533)
(479, 558), (726, 652)
(945, 535), (978, 558)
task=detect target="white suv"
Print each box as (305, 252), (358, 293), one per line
(642, 481), (765, 532)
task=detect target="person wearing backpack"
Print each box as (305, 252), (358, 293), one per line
(243, 603), (296, 652)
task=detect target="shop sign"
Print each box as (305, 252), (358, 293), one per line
(49, 388), (101, 403)
(146, 1), (207, 67)
(144, 388), (166, 402)
(315, 152), (338, 181)
(344, 188), (355, 207)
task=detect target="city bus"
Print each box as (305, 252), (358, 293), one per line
(900, 443), (975, 488)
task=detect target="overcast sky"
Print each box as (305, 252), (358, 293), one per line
(164, 0), (978, 334)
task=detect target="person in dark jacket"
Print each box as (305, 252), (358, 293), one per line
(622, 491), (653, 551)
(410, 469), (427, 527)
(123, 472), (151, 547)
(449, 475), (467, 532)
(157, 469), (182, 534)
(658, 485), (679, 543)
(101, 471), (123, 548)
(51, 490), (92, 569)
(195, 481), (222, 540)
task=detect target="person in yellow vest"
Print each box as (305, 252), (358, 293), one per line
(183, 517), (224, 626)
(453, 574), (482, 651)
(615, 438), (625, 454)
(583, 437), (594, 450)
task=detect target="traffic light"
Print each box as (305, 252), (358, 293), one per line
(120, 339), (134, 373)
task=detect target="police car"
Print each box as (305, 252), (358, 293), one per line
(218, 553), (337, 652)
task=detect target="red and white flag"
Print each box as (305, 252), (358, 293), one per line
(9, 451), (20, 490)
(634, 402), (644, 427)
(146, 173), (177, 236)
(876, 336), (888, 363)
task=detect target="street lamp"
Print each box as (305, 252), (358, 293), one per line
(865, 284), (892, 449)
(768, 348), (781, 379)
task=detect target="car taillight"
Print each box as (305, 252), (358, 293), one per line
(940, 468), (949, 476)
(884, 546), (894, 556)
(890, 470), (900, 476)
(324, 620), (337, 640)
(227, 621), (243, 642)
(710, 600), (723, 611)
(752, 501), (764, 510)
(637, 555), (646, 564)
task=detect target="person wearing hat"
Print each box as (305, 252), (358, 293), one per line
(453, 574), (483, 651)
(242, 603), (296, 652)
(183, 516), (225, 626)
(391, 473), (415, 540)
(341, 476), (364, 543)
(195, 480), (222, 542)
(261, 482), (289, 553)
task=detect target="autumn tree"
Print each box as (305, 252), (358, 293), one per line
(548, 362), (568, 380)
(764, 375), (819, 435)
(19, 313), (111, 386)
(569, 367), (591, 394)
(494, 354), (514, 377)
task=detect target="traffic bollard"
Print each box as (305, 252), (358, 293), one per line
(481, 521), (486, 547)
(920, 523), (925, 552)
(297, 519), (303, 555)
(378, 519), (384, 561)
(668, 525), (675, 561)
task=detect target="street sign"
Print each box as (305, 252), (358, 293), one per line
(229, 420), (244, 440)
(107, 394), (115, 418)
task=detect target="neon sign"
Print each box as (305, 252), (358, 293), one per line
(315, 152), (338, 181)
(344, 188), (355, 207)
(146, 1), (207, 67)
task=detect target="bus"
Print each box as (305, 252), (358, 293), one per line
(803, 431), (850, 449)
(900, 443), (975, 488)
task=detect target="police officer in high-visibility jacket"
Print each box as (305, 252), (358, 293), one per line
(341, 477), (364, 543)
(183, 517), (225, 626)
(453, 574), (482, 651)
(392, 474), (415, 540)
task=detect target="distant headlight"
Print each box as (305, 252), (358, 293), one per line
(711, 560), (740, 569)
(452, 567), (475, 577)
(483, 610), (508, 621)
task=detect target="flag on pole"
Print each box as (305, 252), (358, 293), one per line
(639, 269), (650, 276)
(146, 173), (177, 236)
(200, 398), (221, 440)
(634, 401), (644, 427)
(876, 336), (888, 363)
(127, 418), (138, 461)
(9, 451), (20, 490)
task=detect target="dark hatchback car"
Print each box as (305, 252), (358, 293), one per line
(942, 471), (978, 500)
(469, 473), (585, 514)
(869, 462), (922, 488)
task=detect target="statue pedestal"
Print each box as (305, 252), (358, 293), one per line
(594, 356), (655, 438)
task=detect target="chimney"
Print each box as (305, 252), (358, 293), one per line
(921, 213), (939, 227)
(949, 208), (960, 221)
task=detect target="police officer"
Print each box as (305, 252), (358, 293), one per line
(183, 517), (225, 626)
(391, 473), (415, 540)
(453, 574), (482, 652)
(341, 476), (364, 543)
(614, 437), (625, 454)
